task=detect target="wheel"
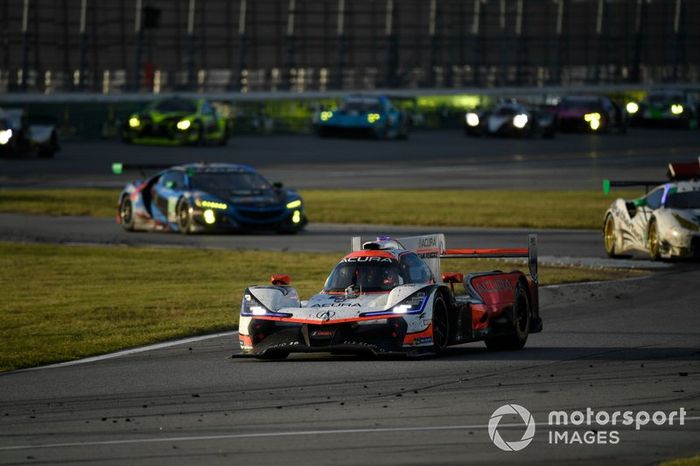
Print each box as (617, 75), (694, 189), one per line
(431, 295), (449, 353)
(485, 283), (531, 351)
(119, 197), (135, 231)
(177, 198), (193, 234)
(603, 214), (619, 258)
(648, 218), (660, 260)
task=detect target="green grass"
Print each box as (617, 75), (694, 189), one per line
(661, 455), (700, 466)
(0, 241), (646, 372)
(0, 188), (644, 229)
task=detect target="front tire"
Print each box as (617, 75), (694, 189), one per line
(431, 296), (449, 353)
(119, 197), (135, 231)
(177, 198), (193, 234)
(603, 214), (619, 258)
(485, 283), (531, 351)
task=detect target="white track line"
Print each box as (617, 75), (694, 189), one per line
(1, 418), (698, 451)
(15, 331), (237, 373)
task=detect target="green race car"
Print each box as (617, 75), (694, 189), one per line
(122, 97), (229, 145)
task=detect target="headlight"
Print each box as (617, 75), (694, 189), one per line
(391, 291), (427, 314)
(241, 291), (291, 317)
(202, 209), (216, 224)
(128, 117), (141, 128)
(320, 111), (333, 121)
(671, 104), (684, 115)
(626, 102), (639, 114)
(196, 199), (228, 210)
(367, 113), (381, 124)
(292, 210), (302, 224)
(286, 199), (302, 209)
(176, 119), (192, 130)
(673, 214), (700, 232)
(466, 113), (480, 127)
(513, 114), (529, 129)
(0, 129), (12, 145)
(584, 112), (601, 130)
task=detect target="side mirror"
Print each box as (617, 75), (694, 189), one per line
(273, 181), (284, 189)
(441, 272), (464, 293)
(271, 274), (291, 286)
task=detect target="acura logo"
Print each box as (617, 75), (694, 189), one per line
(315, 310), (336, 321)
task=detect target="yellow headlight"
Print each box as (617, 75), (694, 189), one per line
(128, 117), (140, 128)
(466, 113), (480, 127)
(626, 102), (639, 114)
(320, 111), (333, 121)
(671, 104), (684, 115)
(292, 210), (302, 224)
(199, 200), (227, 210)
(203, 209), (216, 224)
(176, 119), (191, 130)
(584, 112), (601, 130)
(367, 113), (381, 123)
(286, 199), (302, 209)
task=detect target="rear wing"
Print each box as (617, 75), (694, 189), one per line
(441, 234), (538, 285)
(112, 163), (173, 177)
(351, 233), (538, 285)
(603, 157), (700, 194)
(603, 179), (664, 195)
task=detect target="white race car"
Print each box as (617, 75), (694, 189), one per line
(238, 234), (541, 359)
(603, 160), (700, 260)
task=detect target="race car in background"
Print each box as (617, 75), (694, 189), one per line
(313, 94), (409, 139)
(602, 159), (700, 260)
(238, 234), (541, 359)
(114, 162), (306, 234)
(555, 95), (627, 133)
(626, 89), (699, 129)
(464, 101), (556, 138)
(121, 97), (229, 145)
(0, 108), (59, 158)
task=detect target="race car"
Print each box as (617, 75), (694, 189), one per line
(555, 95), (627, 133)
(238, 234), (541, 359)
(114, 162), (306, 234)
(313, 94), (409, 139)
(0, 108), (59, 158)
(121, 97), (228, 145)
(602, 159), (700, 260)
(626, 89), (699, 129)
(464, 102), (556, 138)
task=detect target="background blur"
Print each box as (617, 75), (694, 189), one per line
(1, 0), (699, 94)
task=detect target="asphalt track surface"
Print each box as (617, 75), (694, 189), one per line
(1, 128), (700, 189)
(1, 128), (699, 465)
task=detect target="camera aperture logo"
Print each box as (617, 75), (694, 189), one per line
(488, 404), (536, 452)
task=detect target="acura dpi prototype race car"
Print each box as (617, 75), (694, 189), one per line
(114, 162), (306, 233)
(626, 89), (699, 129)
(238, 234), (541, 359)
(121, 97), (228, 145)
(313, 94), (409, 139)
(0, 108), (59, 158)
(555, 95), (627, 133)
(464, 101), (556, 138)
(603, 159), (700, 260)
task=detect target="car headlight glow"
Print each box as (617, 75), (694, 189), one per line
(671, 104), (684, 115)
(292, 210), (302, 224)
(391, 291), (427, 314)
(176, 119), (192, 130)
(466, 112), (480, 127)
(0, 129), (13, 145)
(203, 209), (216, 224)
(320, 111), (333, 121)
(286, 199), (302, 209)
(584, 112), (601, 130)
(367, 113), (381, 123)
(626, 102), (639, 114)
(672, 213), (700, 232)
(513, 114), (529, 129)
(241, 292), (292, 317)
(128, 117), (141, 128)
(197, 199), (228, 210)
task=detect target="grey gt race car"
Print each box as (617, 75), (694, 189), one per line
(0, 108), (59, 158)
(464, 102), (556, 138)
(603, 159), (700, 260)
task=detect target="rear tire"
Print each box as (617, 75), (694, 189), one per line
(485, 284), (531, 351)
(119, 197), (135, 231)
(177, 198), (193, 234)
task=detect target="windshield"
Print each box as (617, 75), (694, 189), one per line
(323, 260), (402, 293)
(151, 99), (197, 113)
(190, 172), (272, 195)
(340, 100), (382, 113)
(666, 191), (700, 209)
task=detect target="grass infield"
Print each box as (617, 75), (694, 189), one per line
(0, 188), (644, 229)
(1, 241), (646, 372)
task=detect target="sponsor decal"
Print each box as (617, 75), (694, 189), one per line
(418, 237), (437, 248)
(342, 256), (393, 263)
(315, 310), (336, 321)
(474, 278), (512, 294)
(311, 303), (362, 308)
